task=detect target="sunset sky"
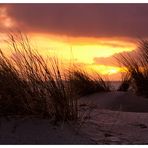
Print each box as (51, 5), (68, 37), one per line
(0, 4), (148, 80)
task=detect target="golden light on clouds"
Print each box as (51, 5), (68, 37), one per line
(0, 31), (136, 80)
(28, 33), (136, 80)
(30, 33), (136, 62)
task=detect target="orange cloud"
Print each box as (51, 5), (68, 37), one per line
(29, 33), (136, 65)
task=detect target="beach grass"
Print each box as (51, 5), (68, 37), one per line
(69, 68), (110, 96)
(117, 72), (131, 91)
(116, 40), (148, 97)
(0, 33), (78, 121)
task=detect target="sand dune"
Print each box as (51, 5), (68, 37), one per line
(0, 91), (148, 144)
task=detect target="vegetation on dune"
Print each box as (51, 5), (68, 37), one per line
(117, 72), (131, 92)
(116, 40), (148, 97)
(0, 33), (78, 121)
(69, 68), (110, 96)
(0, 32), (112, 121)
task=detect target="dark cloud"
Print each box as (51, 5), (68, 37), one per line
(5, 4), (148, 38)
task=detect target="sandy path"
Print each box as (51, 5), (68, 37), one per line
(80, 91), (148, 112)
(80, 109), (148, 144)
(79, 91), (148, 144)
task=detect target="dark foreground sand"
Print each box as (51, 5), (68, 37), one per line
(1, 91), (148, 144)
(0, 117), (92, 144)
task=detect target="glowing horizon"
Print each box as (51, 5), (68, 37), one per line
(0, 32), (136, 80)
(30, 33), (136, 80)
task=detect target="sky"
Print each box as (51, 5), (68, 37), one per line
(0, 4), (148, 80)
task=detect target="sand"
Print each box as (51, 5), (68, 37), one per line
(0, 117), (92, 144)
(0, 91), (148, 144)
(79, 91), (148, 144)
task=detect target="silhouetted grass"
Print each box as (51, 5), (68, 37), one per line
(0, 50), (32, 115)
(116, 40), (148, 97)
(0, 33), (78, 121)
(69, 68), (110, 96)
(117, 72), (131, 91)
(41, 59), (78, 121)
